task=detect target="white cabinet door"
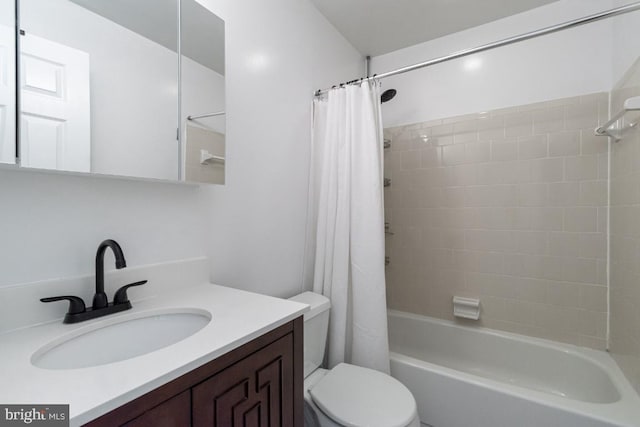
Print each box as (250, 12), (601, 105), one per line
(20, 33), (90, 172)
(0, 24), (15, 164)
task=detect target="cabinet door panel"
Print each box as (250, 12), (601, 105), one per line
(192, 334), (294, 427)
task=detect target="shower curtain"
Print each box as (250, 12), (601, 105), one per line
(305, 81), (390, 374)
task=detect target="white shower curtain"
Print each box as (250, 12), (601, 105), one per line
(305, 81), (390, 374)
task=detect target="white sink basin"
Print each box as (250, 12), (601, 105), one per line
(32, 309), (211, 370)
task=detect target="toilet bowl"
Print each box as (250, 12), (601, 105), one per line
(289, 292), (420, 427)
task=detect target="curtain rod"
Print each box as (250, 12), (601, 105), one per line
(187, 111), (226, 121)
(315, 1), (640, 96)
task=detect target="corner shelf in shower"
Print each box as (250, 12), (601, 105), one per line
(595, 96), (640, 142)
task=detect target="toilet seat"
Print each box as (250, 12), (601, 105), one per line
(309, 363), (417, 427)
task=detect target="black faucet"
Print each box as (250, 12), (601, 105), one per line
(40, 239), (147, 324)
(93, 239), (126, 309)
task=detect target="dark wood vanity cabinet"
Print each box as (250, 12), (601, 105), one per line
(85, 317), (303, 427)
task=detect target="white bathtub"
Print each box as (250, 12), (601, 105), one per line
(388, 310), (640, 427)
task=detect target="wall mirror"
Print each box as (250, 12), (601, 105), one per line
(17, 0), (225, 184)
(0, 0), (16, 165)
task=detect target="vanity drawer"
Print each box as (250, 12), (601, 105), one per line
(122, 391), (190, 427)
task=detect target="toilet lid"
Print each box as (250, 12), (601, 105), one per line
(309, 363), (417, 427)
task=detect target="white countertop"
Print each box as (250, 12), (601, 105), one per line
(0, 282), (308, 426)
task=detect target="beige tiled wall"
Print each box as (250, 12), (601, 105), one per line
(610, 59), (640, 393)
(384, 93), (609, 350)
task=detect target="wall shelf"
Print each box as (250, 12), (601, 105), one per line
(595, 96), (640, 142)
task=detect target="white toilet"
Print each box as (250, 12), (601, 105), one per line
(289, 292), (420, 427)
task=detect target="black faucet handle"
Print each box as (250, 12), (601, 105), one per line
(40, 296), (86, 315)
(113, 280), (147, 305)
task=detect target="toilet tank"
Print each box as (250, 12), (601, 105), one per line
(288, 292), (331, 378)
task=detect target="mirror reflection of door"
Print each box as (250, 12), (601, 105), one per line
(19, 33), (91, 172)
(0, 0), (16, 164)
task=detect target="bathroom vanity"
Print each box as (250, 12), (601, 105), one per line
(0, 258), (308, 426)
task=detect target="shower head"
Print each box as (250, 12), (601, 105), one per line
(381, 89), (397, 103)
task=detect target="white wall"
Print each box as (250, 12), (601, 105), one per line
(0, 168), (209, 287)
(372, 0), (615, 128)
(195, 0), (363, 297)
(611, 0), (640, 86)
(0, 0), (361, 298)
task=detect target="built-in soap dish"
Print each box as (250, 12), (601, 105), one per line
(453, 296), (480, 320)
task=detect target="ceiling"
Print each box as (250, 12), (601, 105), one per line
(70, 0), (225, 75)
(310, 0), (559, 56)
